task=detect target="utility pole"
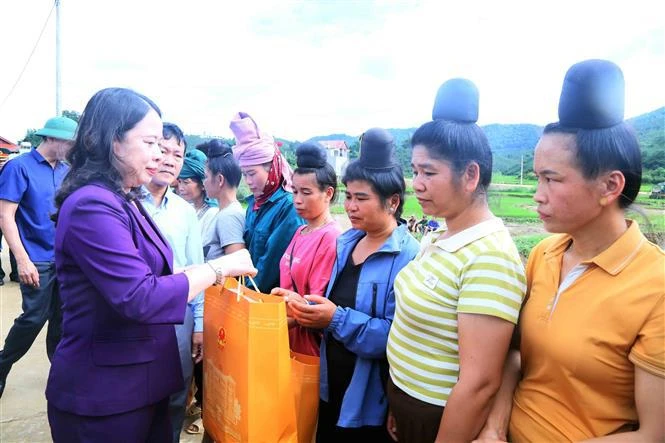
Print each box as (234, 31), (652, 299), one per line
(55, 0), (62, 116)
(520, 154), (524, 185)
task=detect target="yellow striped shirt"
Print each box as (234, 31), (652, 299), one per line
(386, 218), (526, 406)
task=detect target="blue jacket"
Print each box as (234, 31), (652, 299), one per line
(321, 223), (419, 428)
(244, 187), (304, 291)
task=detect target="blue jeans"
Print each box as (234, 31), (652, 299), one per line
(0, 262), (62, 380)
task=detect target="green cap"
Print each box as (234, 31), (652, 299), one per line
(35, 116), (78, 141)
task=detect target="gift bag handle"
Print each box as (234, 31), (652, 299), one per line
(235, 275), (263, 303)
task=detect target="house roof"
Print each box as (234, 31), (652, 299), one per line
(0, 136), (18, 152)
(319, 140), (349, 151)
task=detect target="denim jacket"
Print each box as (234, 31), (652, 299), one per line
(321, 223), (419, 427)
(244, 187), (305, 291)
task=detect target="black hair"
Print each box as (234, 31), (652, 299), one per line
(411, 119), (492, 194)
(163, 122), (187, 153)
(199, 139), (241, 188)
(542, 122), (641, 208)
(294, 142), (338, 201)
(342, 159), (405, 220)
(54, 87), (161, 220)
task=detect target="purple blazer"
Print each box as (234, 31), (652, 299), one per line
(46, 184), (190, 416)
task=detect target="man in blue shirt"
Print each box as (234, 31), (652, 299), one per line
(141, 123), (204, 442)
(0, 116), (77, 398)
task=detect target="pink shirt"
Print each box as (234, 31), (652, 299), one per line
(279, 221), (342, 296)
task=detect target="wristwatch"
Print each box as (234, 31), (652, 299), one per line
(208, 262), (224, 285)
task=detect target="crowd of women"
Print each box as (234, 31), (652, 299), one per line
(42, 57), (663, 442)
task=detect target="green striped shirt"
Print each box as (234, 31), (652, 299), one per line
(386, 218), (526, 406)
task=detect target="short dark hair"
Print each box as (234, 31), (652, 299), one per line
(411, 119), (492, 193)
(199, 139), (241, 188)
(163, 122), (187, 153)
(55, 87), (161, 220)
(342, 160), (405, 220)
(543, 122), (641, 208)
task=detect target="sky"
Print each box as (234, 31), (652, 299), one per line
(0, 0), (663, 143)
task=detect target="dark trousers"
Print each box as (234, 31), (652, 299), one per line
(48, 398), (171, 443)
(386, 377), (444, 443)
(193, 361), (203, 405)
(0, 262), (62, 382)
(316, 399), (393, 443)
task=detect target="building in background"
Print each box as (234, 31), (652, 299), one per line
(319, 140), (349, 176)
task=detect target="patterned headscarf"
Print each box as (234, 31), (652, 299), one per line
(229, 112), (293, 209)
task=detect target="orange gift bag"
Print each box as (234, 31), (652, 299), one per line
(203, 277), (298, 442)
(290, 352), (320, 443)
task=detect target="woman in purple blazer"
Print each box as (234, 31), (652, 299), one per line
(47, 88), (256, 442)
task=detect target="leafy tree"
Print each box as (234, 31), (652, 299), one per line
(21, 129), (41, 147)
(61, 109), (81, 122)
(348, 141), (359, 160)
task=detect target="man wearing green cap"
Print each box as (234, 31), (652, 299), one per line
(0, 116), (77, 398)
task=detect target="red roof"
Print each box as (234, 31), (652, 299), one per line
(0, 136), (19, 152)
(319, 140), (348, 151)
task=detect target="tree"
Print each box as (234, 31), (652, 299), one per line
(61, 109), (81, 122)
(348, 141), (359, 160)
(21, 129), (41, 147)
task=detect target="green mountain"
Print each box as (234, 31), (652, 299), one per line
(185, 107), (664, 182)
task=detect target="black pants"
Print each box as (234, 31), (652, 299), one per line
(386, 378), (444, 443)
(0, 262), (62, 382)
(316, 399), (393, 443)
(194, 361), (203, 405)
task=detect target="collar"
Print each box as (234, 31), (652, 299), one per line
(430, 217), (506, 252)
(543, 220), (645, 276)
(142, 186), (173, 209)
(338, 224), (409, 255)
(245, 187), (289, 208)
(30, 147), (64, 167)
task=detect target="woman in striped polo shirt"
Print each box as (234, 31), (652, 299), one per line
(385, 79), (527, 443)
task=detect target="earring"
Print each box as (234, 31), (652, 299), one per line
(599, 197), (608, 206)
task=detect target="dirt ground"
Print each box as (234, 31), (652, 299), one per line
(0, 243), (202, 442)
(0, 213), (659, 442)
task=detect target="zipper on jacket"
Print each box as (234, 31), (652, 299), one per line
(371, 283), (378, 317)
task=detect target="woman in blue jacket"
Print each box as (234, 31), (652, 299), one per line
(288, 128), (419, 441)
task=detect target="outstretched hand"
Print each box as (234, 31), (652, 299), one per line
(210, 249), (257, 278)
(288, 294), (336, 329)
(271, 287), (308, 318)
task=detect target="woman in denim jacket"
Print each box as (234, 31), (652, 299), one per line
(288, 128), (419, 441)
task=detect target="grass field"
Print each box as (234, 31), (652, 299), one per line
(329, 178), (665, 257)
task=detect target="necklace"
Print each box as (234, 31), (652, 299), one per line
(301, 217), (333, 235)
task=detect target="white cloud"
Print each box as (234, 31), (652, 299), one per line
(0, 0), (662, 143)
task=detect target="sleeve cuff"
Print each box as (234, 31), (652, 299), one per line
(327, 306), (345, 333)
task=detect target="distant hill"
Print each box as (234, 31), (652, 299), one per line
(627, 106), (664, 134)
(185, 107), (664, 182)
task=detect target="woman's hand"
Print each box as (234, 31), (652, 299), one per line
(271, 287), (308, 318)
(289, 294), (337, 329)
(209, 249), (257, 278)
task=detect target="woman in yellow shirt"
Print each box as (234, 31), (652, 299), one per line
(476, 60), (664, 442)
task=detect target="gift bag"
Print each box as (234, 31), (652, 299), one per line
(203, 277), (298, 442)
(290, 351), (320, 443)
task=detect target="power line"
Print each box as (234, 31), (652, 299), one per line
(0, 2), (56, 113)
